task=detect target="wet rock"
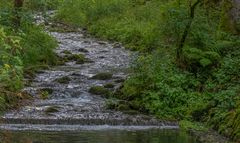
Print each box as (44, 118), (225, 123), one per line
(83, 40), (91, 44)
(188, 129), (230, 143)
(45, 106), (61, 114)
(91, 72), (113, 80)
(114, 78), (125, 83)
(113, 42), (122, 48)
(104, 83), (115, 88)
(55, 76), (71, 84)
(78, 48), (89, 53)
(99, 56), (105, 59)
(98, 41), (107, 45)
(89, 86), (110, 97)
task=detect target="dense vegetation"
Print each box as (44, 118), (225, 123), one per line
(56, 0), (240, 141)
(0, 0), (239, 142)
(0, 0), (59, 112)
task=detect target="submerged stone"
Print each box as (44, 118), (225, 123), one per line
(78, 48), (89, 53)
(91, 72), (113, 80)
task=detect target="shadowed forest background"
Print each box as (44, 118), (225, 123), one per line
(0, 0), (239, 142)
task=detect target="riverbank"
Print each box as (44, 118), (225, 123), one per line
(55, 0), (240, 142)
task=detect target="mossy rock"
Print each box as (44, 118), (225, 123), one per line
(45, 106), (61, 114)
(39, 88), (54, 94)
(89, 86), (110, 97)
(39, 91), (49, 100)
(56, 55), (66, 66)
(65, 54), (87, 64)
(91, 72), (113, 80)
(104, 83), (115, 88)
(55, 76), (71, 84)
(61, 50), (72, 55)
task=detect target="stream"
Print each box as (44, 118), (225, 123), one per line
(0, 22), (200, 143)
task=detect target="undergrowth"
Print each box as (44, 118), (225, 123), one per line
(0, 1), (57, 112)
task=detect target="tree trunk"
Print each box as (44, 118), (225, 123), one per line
(176, 0), (202, 67)
(13, 0), (24, 28)
(230, 0), (240, 34)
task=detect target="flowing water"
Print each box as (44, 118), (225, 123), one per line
(0, 24), (199, 142)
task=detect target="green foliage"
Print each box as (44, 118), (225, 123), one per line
(0, 1), (57, 112)
(0, 28), (23, 91)
(56, 0), (165, 51)
(180, 120), (207, 131)
(56, 0), (240, 140)
(24, 0), (63, 11)
(21, 25), (57, 68)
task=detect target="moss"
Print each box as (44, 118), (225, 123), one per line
(55, 76), (71, 84)
(91, 72), (113, 80)
(89, 86), (110, 97)
(104, 83), (115, 88)
(45, 106), (61, 114)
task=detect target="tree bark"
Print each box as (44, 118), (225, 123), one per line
(13, 0), (24, 28)
(176, 0), (202, 67)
